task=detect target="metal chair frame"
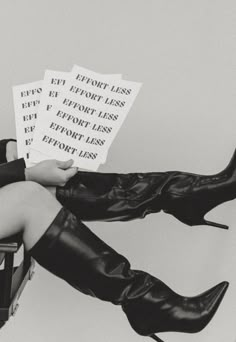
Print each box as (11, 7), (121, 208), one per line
(0, 234), (35, 327)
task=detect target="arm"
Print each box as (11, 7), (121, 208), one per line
(0, 156), (78, 189)
(0, 139), (26, 187)
(0, 138), (78, 187)
(0, 158), (26, 187)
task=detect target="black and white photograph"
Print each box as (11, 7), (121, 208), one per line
(0, 1), (235, 341)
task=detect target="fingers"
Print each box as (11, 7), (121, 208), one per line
(56, 159), (74, 169)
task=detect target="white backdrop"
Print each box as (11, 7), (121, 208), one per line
(0, 1), (236, 341)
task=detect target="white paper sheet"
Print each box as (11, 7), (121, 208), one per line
(29, 69), (122, 166)
(12, 81), (42, 166)
(30, 66), (141, 170)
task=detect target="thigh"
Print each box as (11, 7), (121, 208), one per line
(0, 181), (63, 249)
(0, 182), (26, 239)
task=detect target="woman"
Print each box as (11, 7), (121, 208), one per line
(0, 138), (232, 342)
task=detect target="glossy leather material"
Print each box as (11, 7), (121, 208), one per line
(28, 207), (153, 303)
(56, 171), (172, 221)
(160, 149), (236, 227)
(56, 149), (236, 228)
(28, 207), (229, 338)
(123, 281), (228, 336)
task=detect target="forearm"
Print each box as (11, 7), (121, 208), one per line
(0, 138), (80, 187)
(0, 139), (42, 183)
(0, 158), (26, 187)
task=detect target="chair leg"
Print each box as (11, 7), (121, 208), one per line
(24, 247), (35, 280)
(2, 253), (14, 307)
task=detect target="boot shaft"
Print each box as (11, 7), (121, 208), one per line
(27, 207), (229, 338)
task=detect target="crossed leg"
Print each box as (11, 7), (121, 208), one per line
(0, 181), (229, 341)
(0, 181), (62, 251)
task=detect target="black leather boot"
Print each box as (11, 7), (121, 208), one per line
(56, 149), (236, 229)
(27, 207), (229, 341)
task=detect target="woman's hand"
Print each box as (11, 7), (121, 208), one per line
(6, 141), (18, 162)
(5, 140), (78, 186)
(25, 159), (78, 186)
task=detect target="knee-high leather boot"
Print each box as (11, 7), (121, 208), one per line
(56, 149), (236, 229)
(27, 207), (229, 341)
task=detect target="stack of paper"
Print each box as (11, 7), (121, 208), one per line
(13, 65), (142, 171)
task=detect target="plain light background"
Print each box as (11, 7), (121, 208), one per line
(0, 1), (236, 341)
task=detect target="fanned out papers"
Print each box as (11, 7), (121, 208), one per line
(12, 65), (142, 170)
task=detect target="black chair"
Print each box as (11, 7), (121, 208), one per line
(0, 233), (35, 328)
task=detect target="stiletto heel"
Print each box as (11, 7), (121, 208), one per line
(203, 219), (229, 230)
(161, 149), (236, 229)
(150, 334), (164, 341)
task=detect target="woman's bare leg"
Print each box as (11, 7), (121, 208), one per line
(0, 181), (62, 251)
(44, 185), (56, 197)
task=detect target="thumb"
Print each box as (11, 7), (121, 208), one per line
(56, 159), (74, 169)
(64, 167), (79, 179)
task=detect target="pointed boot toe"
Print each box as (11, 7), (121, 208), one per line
(122, 280), (229, 337)
(201, 281), (229, 322)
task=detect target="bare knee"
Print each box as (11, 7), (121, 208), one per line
(0, 181), (62, 246)
(0, 181), (53, 239)
(19, 181), (61, 215)
(2, 180), (47, 196)
(1, 181), (50, 209)
(20, 181), (53, 205)
(1, 181), (62, 225)
(19, 182), (62, 251)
